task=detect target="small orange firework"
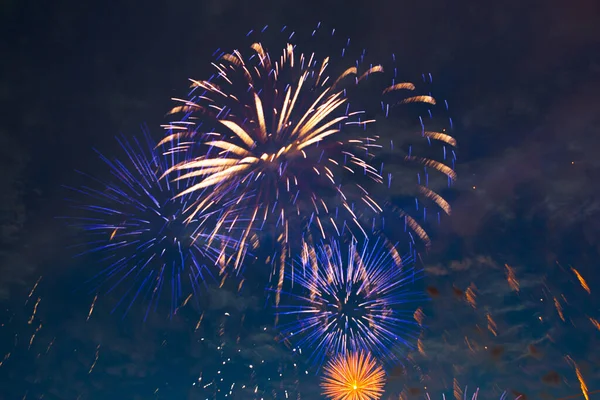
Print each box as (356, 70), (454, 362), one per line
(321, 351), (386, 400)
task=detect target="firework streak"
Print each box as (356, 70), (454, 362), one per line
(63, 132), (245, 317)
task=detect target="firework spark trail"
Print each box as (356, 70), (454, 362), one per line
(566, 356), (590, 400)
(589, 317), (600, 331)
(321, 351), (385, 400)
(163, 39), (385, 270)
(380, 66), (457, 246)
(63, 131), (246, 318)
(0, 352), (10, 368)
(162, 24), (456, 293)
(454, 378), (463, 400)
(505, 264), (519, 292)
(45, 337), (55, 354)
(554, 296), (565, 321)
(28, 323), (42, 350)
(27, 297), (40, 325)
(486, 313), (498, 336)
(276, 238), (423, 365)
(25, 276), (42, 306)
(87, 294), (98, 322)
(88, 344), (100, 374)
(570, 267), (590, 294)
(575, 367), (589, 400)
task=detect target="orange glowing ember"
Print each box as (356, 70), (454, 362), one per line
(321, 351), (386, 400)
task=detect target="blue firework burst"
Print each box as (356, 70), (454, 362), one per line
(275, 238), (423, 366)
(63, 130), (244, 317)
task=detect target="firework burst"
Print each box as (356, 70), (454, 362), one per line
(276, 238), (422, 364)
(162, 37), (385, 268)
(162, 24), (456, 291)
(321, 351), (386, 400)
(63, 131), (243, 317)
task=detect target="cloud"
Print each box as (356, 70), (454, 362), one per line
(0, 279), (311, 399)
(446, 64), (600, 242)
(206, 285), (261, 312)
(386, 256), (599, 398)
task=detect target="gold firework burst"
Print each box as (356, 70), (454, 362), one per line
(160, 34), (456, 290)
(321, 351), (386, 400)
(162, 42), (385, 271)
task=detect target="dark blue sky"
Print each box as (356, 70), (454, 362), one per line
(1, 0), (600, 398)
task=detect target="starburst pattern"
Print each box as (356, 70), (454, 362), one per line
(161, 24), (456, 300)
(321, 351), (386, 400)
(162, 39), (386, 271)
(276, 238), (422, 364)
(63, 132), (243, 317)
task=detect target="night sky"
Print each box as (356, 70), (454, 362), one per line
(1, 0), (600, 399)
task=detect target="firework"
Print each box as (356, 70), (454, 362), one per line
(321, 351), (386, 400)
(378, 65), (457, 246)
(63, 131), (243, 317)
(0, 277), (58, 399)
(162, 24), (456, 291)
(276, 238), (422, 364)
(161, 28), (391, 272)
